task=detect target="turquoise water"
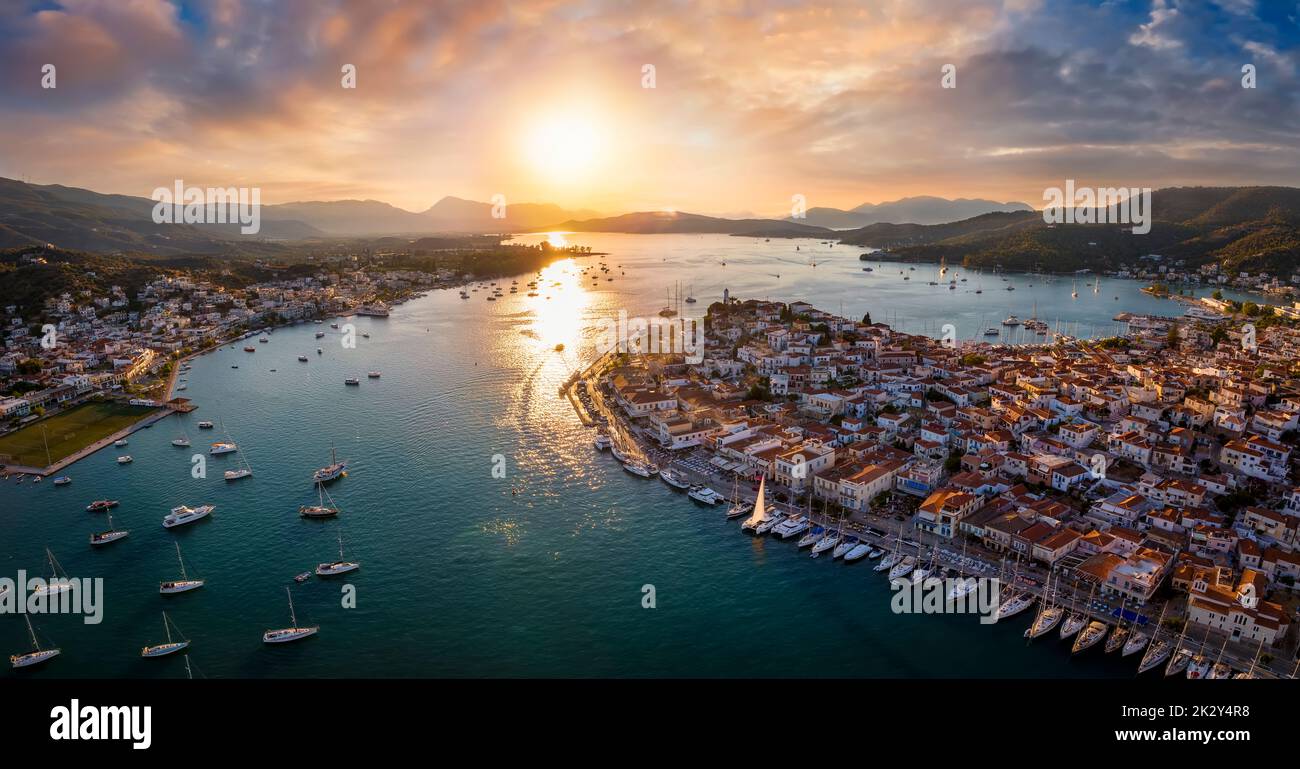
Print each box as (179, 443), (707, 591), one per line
(0, 235), (1265, 678)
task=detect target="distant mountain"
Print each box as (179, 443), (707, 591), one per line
(422, 196), (600, 233)
(791, 196), (1033, 228)
(539, 210), (832, 237)
(262, 200), (427, 236)
(839, 186), (1300, 275)
(0, 177), (313, 255)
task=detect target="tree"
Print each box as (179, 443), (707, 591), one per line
(861, 312), (872, 325)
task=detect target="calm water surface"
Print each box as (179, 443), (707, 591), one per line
(0, 234), (1265, 677)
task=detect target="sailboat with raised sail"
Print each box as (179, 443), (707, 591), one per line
(160, 541), (205, 594)
(740, 476), (769, 533)
(262, 586), (318, 643)
(140, 612), (190, 657)
(10, 615), (60, 669)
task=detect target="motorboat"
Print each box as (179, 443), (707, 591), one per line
(114, 439), (129, 447)
(755, 514), (785, 535)
(367, 371), (381, 378)
(622, 460), (655, 478)
(298, 355), (309, 362)
(163, 504), (213, 529)
(53, 476), (72, 486)
(344, 378), (361, 386)
(209, 442), (237, 455)
(197, 421), (214, 429)
(117, 455), (133, 464)
(85, 499), (119, 512)
(687, 486), (723, 505)
(592, 433), (612, 450)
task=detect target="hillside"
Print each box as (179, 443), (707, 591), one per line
(791, 196), (1033, 228)
(840, 187), (1300, 274)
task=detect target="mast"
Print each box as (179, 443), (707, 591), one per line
(25, 615), (39, 650)
(163, 612), (173, 644)
(176, 542), (187, 579)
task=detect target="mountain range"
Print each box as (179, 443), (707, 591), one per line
(786, 196), (1034, 228)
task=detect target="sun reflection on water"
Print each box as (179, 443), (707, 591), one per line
(529, 257), (589, 350)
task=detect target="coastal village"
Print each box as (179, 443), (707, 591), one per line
(584, 291), (1300, 678)
(0, 264), (445, 446)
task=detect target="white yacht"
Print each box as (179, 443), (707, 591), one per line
(315, 534), (360, 577)
(197, 421), (214, 429)
(843, 541), (872, 562)
(117, 455), (133, 464)
(10, 616), (60, 669)
(659, 468), (691, 489)
(875, 547), (903, 572)
(622, 460), (656, 478)
(796, 526), (824, 548)
(140, 612), (190, 658)
(888, 555), (916, 581)
(208, 442), (236, 455)
(772, 515), (806, 539)
(592, 433), (612, 450)
(263, 587), (318, 644)
(367, 371), (381, 379)
(808, 526), (838, 555)
(160, 542), (204, 594)
(1001, 315), (1021, 326)
(686, 486), (723, 505)
(755, 513), (785, 536)
(163, 504), (213, 529)
(114, 439), (129, 447)
(223, 436), (253, 480)
(89, 510), (129, 546)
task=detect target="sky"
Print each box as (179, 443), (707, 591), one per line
(0, 0), (1298, 217)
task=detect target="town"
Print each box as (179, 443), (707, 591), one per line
(580, 292), (1300, 678)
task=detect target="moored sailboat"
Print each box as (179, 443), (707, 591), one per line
(89, 509), (129, 546)
(10, 615), (60, 669)
(160, 541), (205, 594)
(140, 612), (190, 658)
(262, 587), (318, 644)
(315, 534), (360, 576)
(1072, 620), (1109, 654)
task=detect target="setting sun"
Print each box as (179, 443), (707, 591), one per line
(524, 113), (604, 182)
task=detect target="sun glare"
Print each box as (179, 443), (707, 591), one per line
(524, 113), (603, 181)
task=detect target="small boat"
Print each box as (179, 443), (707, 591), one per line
(1165, 647), (1193, 677)
(140, 612), (190, 658)
(85, 499), (119, 512)
(300, 481), (340, 518)
(263, 587), (318, 644)
(160, 542), (204, 594)
(208, 442), (236, 455)
(592, 433), (612, 450)
(867, 548), (884, 559)
(1001, 315), (1021, 326)
(53, 476), (72, 486)
(117, 455), (133, 464)
(315, 331), (326, 338)
(984, 327), (999, 336)
(315, 534), (360, 577)
(686, 486), (721, 505)
(294, 572), (312, 583)
(10, 616), (60, 669)
(258, 336), (269, 344)
(197, 421), (214, 429)
(659, 468), (691, 489)
(1072, 621), (1108, 654)
(772, 514), (805, 538)
(317, 348), (323, 355)
(298, 355), (309, 362)
(163, 504), (213, 529)
(223, 435), (253, 480)
(243, 346), (256, 353)
(367, 371), (381, 378)
(114, 439), (129, 447)
(344, 377), (360, 386)
(89, 510), (129, 546)
(875, 548), (903, 572)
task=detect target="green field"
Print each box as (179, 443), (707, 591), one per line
(0, 401), (157, 469)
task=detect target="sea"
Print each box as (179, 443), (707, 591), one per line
(0, 233), (1269, 678)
